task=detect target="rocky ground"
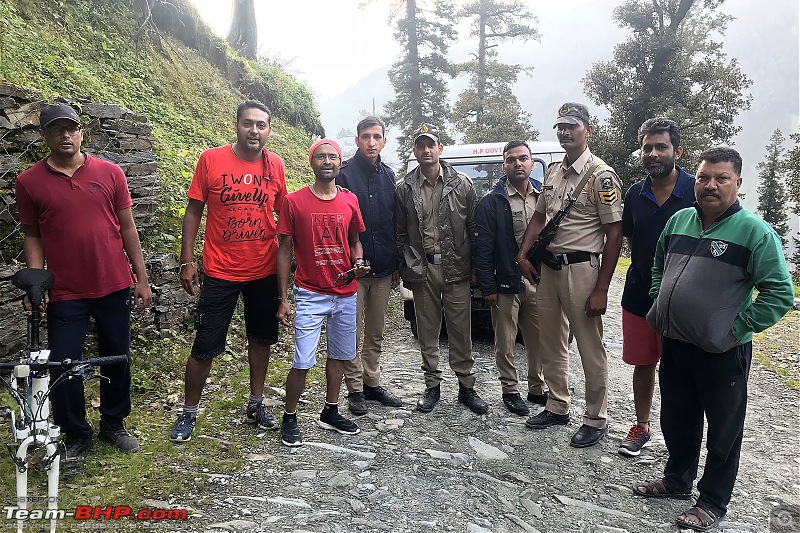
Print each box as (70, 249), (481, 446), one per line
(168, 275), (799, 533)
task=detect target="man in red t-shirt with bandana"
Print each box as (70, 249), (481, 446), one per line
(275, 139), (369, 447)
(170, 100), (287, 443)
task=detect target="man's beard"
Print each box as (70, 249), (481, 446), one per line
(644, 160), (674, 179)
(314, 169), (338, 181)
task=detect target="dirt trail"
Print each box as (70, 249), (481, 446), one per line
(173, 274), (799, 533)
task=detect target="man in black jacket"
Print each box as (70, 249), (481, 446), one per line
(474, 141), (555, 416)
(336, 116), (403, 415)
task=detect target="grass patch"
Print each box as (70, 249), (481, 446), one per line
(614, 256), (631, 276)
(0, 304), (323, 530)
(753, 310), (800, 390)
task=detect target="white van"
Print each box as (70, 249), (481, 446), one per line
(401, 141), (566, 336)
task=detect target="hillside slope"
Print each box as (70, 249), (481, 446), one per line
(0, 0), (320, 250)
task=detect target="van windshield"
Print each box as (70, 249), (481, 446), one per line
(451, 160), (546, 197)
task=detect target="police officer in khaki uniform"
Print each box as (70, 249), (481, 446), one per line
(396, 123), (488, 415)
(475, 141), (566, 416)
(516, 103), (623, 448)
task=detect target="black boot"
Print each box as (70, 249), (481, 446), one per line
(417, 384), (440, 413)
(458, 383), (488, 414)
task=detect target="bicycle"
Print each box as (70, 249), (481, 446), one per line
(0, 268), (127, 533)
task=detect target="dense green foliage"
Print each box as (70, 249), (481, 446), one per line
(781, 132), (800, 281)
(0, 0), (318, 251)
(452, 0), (538, 143)
(756, 129), (790, 247)
(582, 0), (752, 192)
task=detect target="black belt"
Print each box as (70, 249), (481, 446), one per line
(425, 252), (443, 265)
(553, 251), (596, 266)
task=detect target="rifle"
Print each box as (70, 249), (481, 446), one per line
(524, 161), (603, 272)
(525, 191), (577, 271)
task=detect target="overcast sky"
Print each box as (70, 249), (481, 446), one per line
(190, 0), (800, 212)
(190, 0), (605, 100)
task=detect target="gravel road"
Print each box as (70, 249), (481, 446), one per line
(169, 274), (799, 533)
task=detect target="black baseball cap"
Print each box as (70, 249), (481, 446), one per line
(39, 104), (81, 129)
(412, 123), (441, 144)
(553, 102), (590, 128)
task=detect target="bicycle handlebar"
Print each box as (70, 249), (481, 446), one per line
(0, 354), (129, 371)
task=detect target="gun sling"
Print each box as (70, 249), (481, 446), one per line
(526, 161), (604, 270)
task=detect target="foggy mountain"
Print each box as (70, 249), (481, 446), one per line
(318, 0), (799, 212)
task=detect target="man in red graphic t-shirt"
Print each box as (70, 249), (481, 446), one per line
(275, 139), (369, 447)
(15, 103), (152, 472)
(170, 100), (288, 443)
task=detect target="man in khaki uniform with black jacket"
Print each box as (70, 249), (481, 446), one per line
(517, 103), (623, 448)
(475, 141), (563, 416)
(396, 123), (488, 415)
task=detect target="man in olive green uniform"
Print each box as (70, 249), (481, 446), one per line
(396, 123), (488, 415)
(516, 103), (623, 448)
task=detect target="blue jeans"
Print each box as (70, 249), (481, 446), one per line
(292, 286), (357, 369)
(46, 288), (132, 440)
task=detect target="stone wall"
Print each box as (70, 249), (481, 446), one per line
(0, 84), (195, 361)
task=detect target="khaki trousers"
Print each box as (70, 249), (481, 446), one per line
(343, 276), (393, 392)
(537, 257), (608, 427)
(491, 278), (554, 395)
(410, 263), (475, 389)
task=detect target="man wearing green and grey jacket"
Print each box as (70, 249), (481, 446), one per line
(634, 147), (794, 531)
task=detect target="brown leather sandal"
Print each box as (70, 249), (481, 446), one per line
(676, 506), (720, 531)
(632, 478), (692, 499)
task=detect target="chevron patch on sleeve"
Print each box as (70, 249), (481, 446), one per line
(598, 188), (619, 205)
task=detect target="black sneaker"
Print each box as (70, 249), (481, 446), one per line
(318, 408), (360, 435)
(502, 393), (529, 416)
(98, 419), (140, 453)
(417, 384), (440, 413)
(347, 392), (368, 415)
(363, 385), (403, 407)
(619, 424), (651, 456)
(61, 437), (92, 478)
(170, 413), (196, 442)
(527, 391), (549, 406)
(281, 414), (303, 447)
(458, 384), (489, 415)
(246, 402), (279, 430)
(525, 409), (569, 429)
(63, 437), (92, 461)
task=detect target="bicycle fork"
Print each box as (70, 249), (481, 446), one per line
(10, 356), (61, 533)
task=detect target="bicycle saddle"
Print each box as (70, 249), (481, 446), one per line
(11, 268), (54, 307)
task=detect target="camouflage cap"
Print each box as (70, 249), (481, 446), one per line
(412, 123), (441, 144)
(553, 102), (590, 128)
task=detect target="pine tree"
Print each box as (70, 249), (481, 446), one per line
(384, 0), (457, 167)
(757, 129), (790, 247)
(451, 0), (538, 143)
(227, 0), (257, 60)
(783, 132), (800, 281)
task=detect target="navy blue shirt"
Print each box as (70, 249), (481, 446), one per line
(621, 166), (696, 317)
(336, 150), (398, 278)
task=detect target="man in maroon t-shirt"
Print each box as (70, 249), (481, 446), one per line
(275, 139), (369, 447)
(15, 103), (152, 473)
